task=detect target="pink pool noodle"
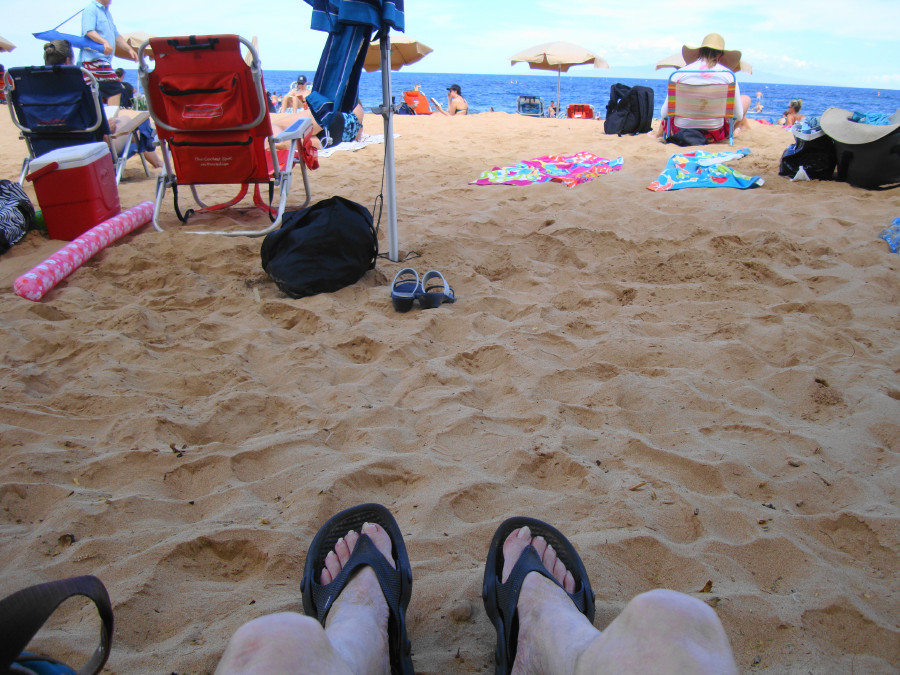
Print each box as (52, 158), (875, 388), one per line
(14, 201), (154, 301)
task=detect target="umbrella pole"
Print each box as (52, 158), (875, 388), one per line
(556, 67), (561, 114)
(379, 33), (399, 262)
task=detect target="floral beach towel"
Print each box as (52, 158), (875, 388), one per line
(471, 152), (624, 188)
(648, 148), (764, 191)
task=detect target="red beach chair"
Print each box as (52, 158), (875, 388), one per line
(566, 104), (595, 119)
(402, 90), (432, 114)
(138, 34), (316, 236)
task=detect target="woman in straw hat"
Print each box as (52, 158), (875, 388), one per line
(654, 33), (752, 142)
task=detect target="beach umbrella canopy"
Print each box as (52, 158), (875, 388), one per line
(655, 52), (753, 74)
(0, 35), (15, 52)
(510, 41), (609, 107)
(33, 29), (104, 53)
(116, 30), (155, 61)
(363, 35), (432, 73)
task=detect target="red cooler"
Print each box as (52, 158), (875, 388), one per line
(26, 142), (120, 240)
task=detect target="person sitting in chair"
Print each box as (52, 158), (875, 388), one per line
(280, 75), (310, 113)
(654, 33), (751, 143)
(44, 39), (161, 169)
(270, 98), (365, 150)
(114, 68), (134, 108)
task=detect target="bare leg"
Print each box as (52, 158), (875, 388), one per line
(503, 527), (738, 675)
(216, 523), (393, 675)
(736, 94), (752, 132)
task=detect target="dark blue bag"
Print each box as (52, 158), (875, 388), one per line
(261, 196), (378, 298)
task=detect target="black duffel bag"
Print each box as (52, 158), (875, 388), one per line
(779, 134), (837, 181)
(261, 196), (378, 298)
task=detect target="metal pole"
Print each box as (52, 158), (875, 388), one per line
(556, 67), (561, 114)
(380, 33), (399, 262)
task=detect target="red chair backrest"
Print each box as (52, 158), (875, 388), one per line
(403, 90), (432, 114)
(146, 35), (272, 185)
(567, 104), (594, 119)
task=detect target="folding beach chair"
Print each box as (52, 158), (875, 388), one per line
(2, 65), (134, 184)
(138, 34), (316, 236)
(567, 103), (594, 119)
(402, 90), (432, 114)
(516, 95), (544, 117)
(665, 70), (737, 145)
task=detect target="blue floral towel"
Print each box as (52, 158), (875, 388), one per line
(648, 148), (764, 191)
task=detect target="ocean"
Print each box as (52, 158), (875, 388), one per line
(125, 70), (900, 122)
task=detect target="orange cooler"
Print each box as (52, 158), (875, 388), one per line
(26, 142), (120, 240)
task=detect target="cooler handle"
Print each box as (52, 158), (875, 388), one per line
(25, 162), (59, 183)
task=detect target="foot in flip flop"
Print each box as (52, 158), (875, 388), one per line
(302, 503), (414, 675)
(482, 517), (595, 674)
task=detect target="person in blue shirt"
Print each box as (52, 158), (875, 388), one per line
(80, 0), (135, 105)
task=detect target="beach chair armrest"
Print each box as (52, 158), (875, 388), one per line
(274, 118), (313, 143)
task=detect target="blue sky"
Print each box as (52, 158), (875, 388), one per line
(3, 0), (898, 88)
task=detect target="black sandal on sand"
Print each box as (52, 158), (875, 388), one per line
(482, 516), (596, 674)
(301, 503), (414, 675)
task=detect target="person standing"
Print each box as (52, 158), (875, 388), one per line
(80, 0), (135, 106)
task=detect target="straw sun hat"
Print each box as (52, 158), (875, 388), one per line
(820, 107), (900, 145)
(682, 33), (742, 72)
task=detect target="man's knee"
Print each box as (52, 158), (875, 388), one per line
(626, 589), (723, 631)
(230, 611), (323, 647)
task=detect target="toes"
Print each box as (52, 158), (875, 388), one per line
(541, 542), (558, 577)
(334, 534), (352, 566)
(321, 549), (340, 585)
(342, 530), (359, 565)
(562, 570), (575, 594)
(531, 534), (547, 559)
(501, 526), (532, 583)
(318, 522), (397, 587)
(361, 522), (396, 569)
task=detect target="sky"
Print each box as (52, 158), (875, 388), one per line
(3, 0), (899, 89)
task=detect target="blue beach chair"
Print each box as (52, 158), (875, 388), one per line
(517, 95), (545, 117)
(4, 65), (141, 184)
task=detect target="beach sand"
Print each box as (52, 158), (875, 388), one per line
(1, 110), (898, 673)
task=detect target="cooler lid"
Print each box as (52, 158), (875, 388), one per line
(29, 142), (111, 172)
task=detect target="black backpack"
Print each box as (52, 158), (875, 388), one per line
(261, 196), (378, 298)
(604, 84), (654, 136)
(779, 134), (837, 181)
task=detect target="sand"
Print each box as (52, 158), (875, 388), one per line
(1, 110), (898, 674)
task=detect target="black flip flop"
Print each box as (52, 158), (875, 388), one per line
(482, 517), (596, 674)
(301, 503), (414, 675)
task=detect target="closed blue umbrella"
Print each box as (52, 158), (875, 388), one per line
(33, 29), (103, 53)
(304, 0), (406, 261)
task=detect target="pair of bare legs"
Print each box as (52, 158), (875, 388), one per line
(269, 103), (366, 150)
(216, 521), (738, 674)
(280, 92), (305, 114)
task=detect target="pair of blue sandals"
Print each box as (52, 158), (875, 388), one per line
(391, 268), (456, 312)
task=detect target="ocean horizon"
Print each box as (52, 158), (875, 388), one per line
(124, 69), (900, 122)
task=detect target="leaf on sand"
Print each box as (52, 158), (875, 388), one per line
(699, 580), (713, 593)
